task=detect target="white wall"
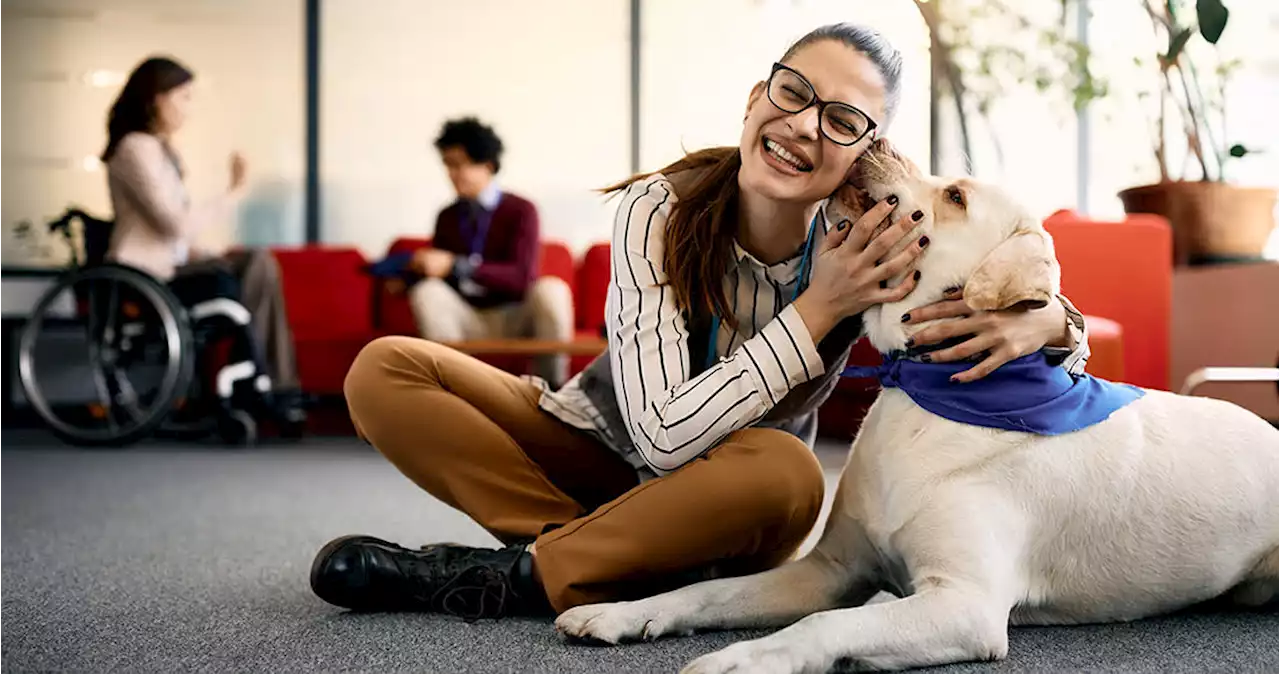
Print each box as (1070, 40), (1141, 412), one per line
(1, 0), (305, 267)
(319, 0), (630, 257)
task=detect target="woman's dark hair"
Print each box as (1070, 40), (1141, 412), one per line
(101, 56), (194, 162)
(434, 117), (505, 173)
(605, 24), (902, 328)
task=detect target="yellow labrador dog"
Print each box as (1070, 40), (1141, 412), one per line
(556, 140), (1279, 673)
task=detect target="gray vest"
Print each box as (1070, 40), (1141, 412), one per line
(577, 307), (864, 477)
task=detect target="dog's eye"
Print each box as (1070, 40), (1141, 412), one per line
(945, 186), (966, 207)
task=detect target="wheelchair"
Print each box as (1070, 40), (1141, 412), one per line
(17, 208), (285, 446)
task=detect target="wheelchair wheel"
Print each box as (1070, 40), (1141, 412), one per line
(18, 264), (195, 446)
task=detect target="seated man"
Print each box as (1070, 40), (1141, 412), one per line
(409, 117), (572, 386)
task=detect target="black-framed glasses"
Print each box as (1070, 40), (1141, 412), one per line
(767, 63), (877, 147)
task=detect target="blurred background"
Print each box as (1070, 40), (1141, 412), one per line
(2, 2), (1278, 671)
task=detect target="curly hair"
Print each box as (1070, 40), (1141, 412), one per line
(434, 117), (504, 173)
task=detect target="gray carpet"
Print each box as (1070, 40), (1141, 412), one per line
(2, 435), (1276, 673)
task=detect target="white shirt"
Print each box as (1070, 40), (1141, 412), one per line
(538, 174), (1089, 475)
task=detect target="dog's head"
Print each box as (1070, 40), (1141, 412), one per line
(826, 138), (1060, 353)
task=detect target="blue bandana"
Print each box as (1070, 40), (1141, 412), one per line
(842, 353), (1144, 435)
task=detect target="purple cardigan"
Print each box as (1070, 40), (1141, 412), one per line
(431, 192), (540, 308)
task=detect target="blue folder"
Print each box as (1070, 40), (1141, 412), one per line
(364, 251), (416, 279)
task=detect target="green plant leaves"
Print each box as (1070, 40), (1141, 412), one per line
(1196, 0), (1229, 44)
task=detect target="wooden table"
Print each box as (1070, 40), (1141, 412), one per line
(441, 338), (608, 356)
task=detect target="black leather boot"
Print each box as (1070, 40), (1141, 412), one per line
(309, 535), (550, 620)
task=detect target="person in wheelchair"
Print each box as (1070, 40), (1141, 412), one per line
(101, 56), (305, 424)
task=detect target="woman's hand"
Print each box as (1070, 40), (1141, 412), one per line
(902, 289), (1071, 383)
(793, 198), (930, 342)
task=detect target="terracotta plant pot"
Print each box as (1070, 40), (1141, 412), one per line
(1118, 181), (1278, 266)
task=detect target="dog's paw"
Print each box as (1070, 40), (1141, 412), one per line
(556, 601), (660, 645)
(681, 639), (815, 674)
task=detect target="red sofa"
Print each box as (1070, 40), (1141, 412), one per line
(275, 239), (605, 399)
(273, 246), (374, 396)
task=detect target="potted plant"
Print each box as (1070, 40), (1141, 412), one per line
(921, 0), (1274, 265)
(1115, 0), (1277, 265)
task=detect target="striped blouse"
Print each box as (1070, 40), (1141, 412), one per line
(537, 174), (1089, 476)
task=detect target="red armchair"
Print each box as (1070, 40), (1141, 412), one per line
(273, 246), (374, 395)
(571, 243), (612, 375)
(1046, 210), (1173, 390)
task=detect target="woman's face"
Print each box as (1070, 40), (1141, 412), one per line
(153, 82), (193, 135)
(738, 39), (887, 205)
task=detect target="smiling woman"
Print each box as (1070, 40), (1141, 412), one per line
(309, 22), (1092, 624)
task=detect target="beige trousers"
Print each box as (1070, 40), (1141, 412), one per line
(343, 337), (825, 613)
(409, 276), (574, 385)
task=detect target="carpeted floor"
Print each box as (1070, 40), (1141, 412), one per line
(2, 435), (1276, 673)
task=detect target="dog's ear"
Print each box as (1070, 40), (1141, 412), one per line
(963, 226), (1060, 311)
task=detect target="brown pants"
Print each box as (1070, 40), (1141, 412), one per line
(343, 336), (825, 613)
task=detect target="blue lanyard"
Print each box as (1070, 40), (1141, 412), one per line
(705, 211), (822, 369)
(461, 204), (494, 259)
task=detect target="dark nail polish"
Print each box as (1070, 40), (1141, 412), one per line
(887, 194), (899, 205)
(912, 210), (924, 221)
(879, 280), (887, 289)
(837, 219), (849, 231)
(945, 285), (962, 295)
(913, 270), (921, 281)
(905, 337), (915, 347)
(919, 236), (930, 247)
(921, 354), (932, 363)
